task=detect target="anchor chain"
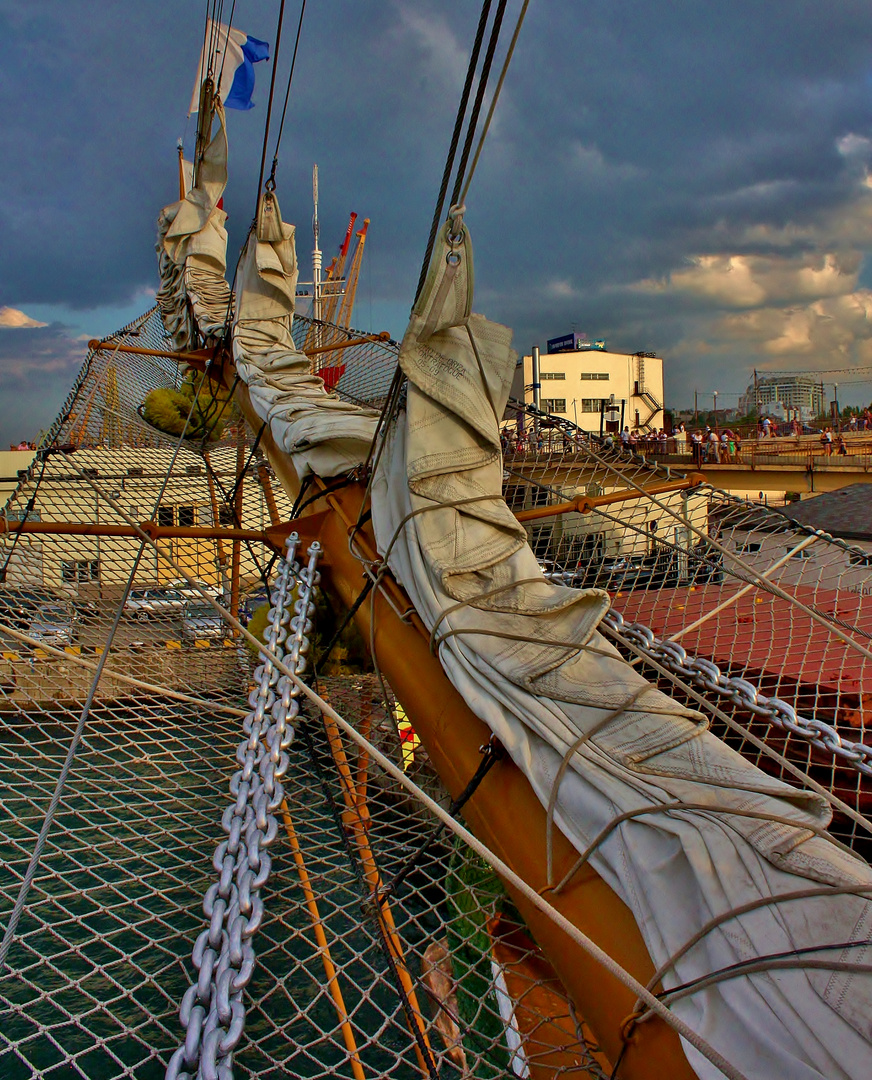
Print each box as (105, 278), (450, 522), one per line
(167, 533), (322, 1079)
(605, 609), (872, 777)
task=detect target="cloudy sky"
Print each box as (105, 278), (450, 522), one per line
(3, 0), (872, 443)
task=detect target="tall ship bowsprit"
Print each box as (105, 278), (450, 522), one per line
(1, 7), (871, 1080)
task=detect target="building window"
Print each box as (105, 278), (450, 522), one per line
(581, 398), (606, 413)
(788, 547), (811, 560)
(580, 373), (609, 381)
(541, 398), (566, 414)
(218, 507), (235, 527)
(737, 541), (761, 554)
(503, 485), (527, 511)
(540, 371), (566, 381)
(177, 505), (196, 528)
(61, 559), (100, 583)
(157, 506), (174, 528)
(849, 551), (872, 567)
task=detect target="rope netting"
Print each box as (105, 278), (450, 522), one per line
(0, 311), (609, 1078)
(500, 419), (872, 853)
(1, 312), (870, 1077)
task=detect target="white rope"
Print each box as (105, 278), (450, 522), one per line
(67, 464), (748, 1080)
(574, 445), (872, 665)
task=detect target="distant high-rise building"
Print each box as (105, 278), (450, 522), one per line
(739, 375), (825, 420)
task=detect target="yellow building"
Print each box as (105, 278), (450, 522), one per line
(510, 345), (665, 433)
(0, 446), (289, 595)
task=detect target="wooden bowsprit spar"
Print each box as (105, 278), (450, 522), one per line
(233, 382), (700, 1079)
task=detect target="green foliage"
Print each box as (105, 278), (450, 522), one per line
(444, 844), (512, 1077)
(244, 602), (272, 657)
(142, 368), (233, 441)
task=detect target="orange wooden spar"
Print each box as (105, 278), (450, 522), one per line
(514, 474), (706, 522)
(233, 384), (699, 1079)
(0, 518), (268, 542)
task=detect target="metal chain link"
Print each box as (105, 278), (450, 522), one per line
(166, 533), (322, 1080)
(605, 610), (872, 778)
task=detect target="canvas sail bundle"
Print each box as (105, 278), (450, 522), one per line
(231, 191), (379, 477)
(156, 101), (233, 350)
(369, 217), (872, 1080)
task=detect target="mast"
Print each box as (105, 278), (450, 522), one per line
(312, 164), (322, 326)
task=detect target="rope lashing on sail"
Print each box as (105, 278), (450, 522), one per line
(607, 608), (872, 778)
(643, 882), (872, 997)
(548, 802), (860, 898)
(54, 465), (761, 1080)
(630, 941), (872, 1031)
(166, 534), (321, 1080)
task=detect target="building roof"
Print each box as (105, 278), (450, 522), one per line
(773, 484), (872, 542)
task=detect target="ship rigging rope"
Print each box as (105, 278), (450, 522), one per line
(263, 0), (307, 192)
(414, 0), (530, 303)
(414, 0), (495, 306)
(643, 882), (872, 997)
(458, 0), (531, 207)
(256, 0), (289, 200)
(448, 0), (510, 209)
(340, 478), (872, 832)
(50, 469), (782, 1080)
(0, 370), (212, 975)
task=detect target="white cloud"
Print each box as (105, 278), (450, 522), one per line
(0, 306), (48, 328)
(638, 251), (859, 309)
(837, 133), (872, 159)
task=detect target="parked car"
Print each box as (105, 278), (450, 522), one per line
(28, 603), (76, 647)
(0, 587), (65, 630)
(537, 560), (573, 584)
(166, 578), (225, 603)
(567, 557), (652, 591)
(181, 602), (230, 641)
(240, 584), (275, 622)
(123, 588), (185, 620)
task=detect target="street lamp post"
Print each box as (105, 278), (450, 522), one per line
(713, 391), (719, 436)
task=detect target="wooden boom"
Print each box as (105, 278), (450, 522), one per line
(234, 382), (698, 1079)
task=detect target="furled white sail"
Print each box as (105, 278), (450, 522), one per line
(224, 197), (871, 1077)
(231, 190), (379, 477)
(156, 101), (233, 350)
(369, 214), (872, 1080)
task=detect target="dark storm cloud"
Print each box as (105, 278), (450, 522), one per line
(3, 0), (872, 428)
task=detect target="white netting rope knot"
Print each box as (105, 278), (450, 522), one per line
(166, 533), (322, 1080)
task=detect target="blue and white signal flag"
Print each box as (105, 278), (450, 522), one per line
(189, 21), (270, 113)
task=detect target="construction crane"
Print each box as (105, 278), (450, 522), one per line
(335, 218), (369, 332)
(320, 212), (358, 328)
(303, 211), (357, 355)
(316, 220), (371, 390)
